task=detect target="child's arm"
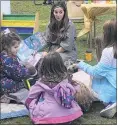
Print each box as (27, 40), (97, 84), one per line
(25, 81), (44, 109)
(76, 48), (113, 78)
(77, 62), (104, 78)
(3, 56), (31, 81)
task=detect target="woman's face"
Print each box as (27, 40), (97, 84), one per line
(53, 7), (65, 21)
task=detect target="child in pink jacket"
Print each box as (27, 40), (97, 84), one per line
(25, 52), (83, 124)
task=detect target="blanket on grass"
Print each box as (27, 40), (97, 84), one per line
(1, 103), (29, 119)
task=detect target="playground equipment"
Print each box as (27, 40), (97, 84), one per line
(1, 1), (11, 14)
(1, 12), (39, 39)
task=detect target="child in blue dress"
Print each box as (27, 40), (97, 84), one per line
(70, 19), (117, 118)
(0, 31), (36, 96)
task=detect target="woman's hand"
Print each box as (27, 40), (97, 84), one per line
(42, 52), (48, 57)
(56, 47), (65, 53)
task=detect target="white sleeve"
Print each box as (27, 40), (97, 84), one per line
(100, 48), (110, 65)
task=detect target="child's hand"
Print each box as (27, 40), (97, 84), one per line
(28, 66), (37, 76)
(67, 64), (78, 73)
(42, 52), (48, 57)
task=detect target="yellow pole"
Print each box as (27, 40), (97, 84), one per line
(33, 12), (40, 34)
(26, 79), (31, 89)
(1, 12), (3, 21)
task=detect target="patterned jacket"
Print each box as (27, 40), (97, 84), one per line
(0, 51), (30, 94)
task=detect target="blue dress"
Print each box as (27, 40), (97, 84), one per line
(77, 47), (116, 103)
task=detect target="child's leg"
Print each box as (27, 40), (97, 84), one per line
(1, 80), (25, 94)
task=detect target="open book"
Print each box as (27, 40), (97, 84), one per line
(17, 32), (47, 66)
(24, 32), (47, 51)
(72, 70), (91, 88)
(17, 41), (43, 66)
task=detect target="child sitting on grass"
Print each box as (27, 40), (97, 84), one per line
(0, 31), (36, 96)
(25, 52), (83, 124)
(70, 19), (117, 118)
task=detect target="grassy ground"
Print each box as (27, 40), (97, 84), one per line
(0, 1), (116, 125)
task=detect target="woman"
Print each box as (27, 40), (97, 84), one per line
(44, 1), (78, 66)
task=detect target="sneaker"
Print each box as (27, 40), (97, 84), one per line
(100, 103), (117, 118)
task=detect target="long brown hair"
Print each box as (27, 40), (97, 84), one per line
(49, 1), (69, 33)
(47, 1), (69, 43)
(39, 52), (67, 83)
(103, 19), (117, 59)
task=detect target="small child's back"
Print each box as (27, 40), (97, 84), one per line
(25, 79), (83, 124)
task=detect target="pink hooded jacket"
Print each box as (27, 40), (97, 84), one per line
(25, 79), (83, 124)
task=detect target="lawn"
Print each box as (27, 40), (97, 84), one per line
(0, 0), (117, 125)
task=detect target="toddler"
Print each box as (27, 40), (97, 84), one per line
(0, 31), (36, 96)
(25, 52), (83, 124)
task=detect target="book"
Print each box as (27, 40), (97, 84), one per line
(27, 52), (43, 67)
(17, 32), (47, 66)
(24, 32), (47, 52)
(17, 40), (43, 66)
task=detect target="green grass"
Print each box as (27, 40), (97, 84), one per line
(0, 1), (116, 125)
(0, 102), (117, 125)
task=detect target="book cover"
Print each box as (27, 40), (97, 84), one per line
(24, 32), (47, 52)
(17, 32), (47, 66)
(17, 41), (43, 66)
(27, 52), (43, 67)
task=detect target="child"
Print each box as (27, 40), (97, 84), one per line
(0, 31), (36, 96)
(71, 19), (117, 118)
(43, 1), (78, 66)
(25, 52), (83, 124)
